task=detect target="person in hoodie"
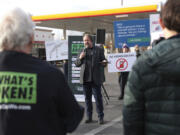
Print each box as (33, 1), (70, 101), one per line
(123, 0), (180, 135)
(0, 8), (84, 135)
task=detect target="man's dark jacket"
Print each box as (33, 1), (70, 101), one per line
(0, 51), (84, 135)
(75, 46), (106, 85)
(123, 35), (180, 135)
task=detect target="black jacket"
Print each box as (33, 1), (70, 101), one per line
(0, 51), (84, 135)
(123, 35), (180, 135)
(75, 46), (106, 85)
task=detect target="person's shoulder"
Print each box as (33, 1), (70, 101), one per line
(132, 49), (155, 74)
(137, 37), (178, 63)
(29, 56), (51, 67)
(29, 56), (62, 74)
(94, 45), (100, 49)
(133, 40), (171, 73)
(149, 37), (180, 60)
(94, 46), (104, 52)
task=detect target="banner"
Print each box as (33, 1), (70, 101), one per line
(45, 40), (68, 61)
(107, 52), (136, 72)
(114, 19), (150, 48)
(68, 36), (84, 101)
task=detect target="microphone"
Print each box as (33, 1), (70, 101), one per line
(83, 47), (86, 52)
(83, 47), (87, 55)
(79, 47), (87, 59)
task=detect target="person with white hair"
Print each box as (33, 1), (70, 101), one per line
(0, 8), (84, 135)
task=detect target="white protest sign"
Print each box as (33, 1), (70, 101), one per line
(45, 40), (68, 61)
(150, 14), (162, 33)
(150, 14), (164, 43)
(107, 52), (136, 72)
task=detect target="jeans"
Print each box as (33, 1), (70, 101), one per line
(83, 82), (104, 119)
(119, 72), (129, 98)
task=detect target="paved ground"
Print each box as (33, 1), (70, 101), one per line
(68, 67), (124, 135)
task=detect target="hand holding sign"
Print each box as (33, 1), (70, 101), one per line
(100, 60), (108, 66)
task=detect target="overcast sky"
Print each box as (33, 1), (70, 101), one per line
(1, 0), (167, 16)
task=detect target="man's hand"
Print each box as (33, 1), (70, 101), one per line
(79, 52), (86, 59)
(100, 60), (108, 66)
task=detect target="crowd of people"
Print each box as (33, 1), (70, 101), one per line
(0, 0), (180, 135)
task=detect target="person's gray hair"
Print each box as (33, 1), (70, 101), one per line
(0, 8), (35, 51)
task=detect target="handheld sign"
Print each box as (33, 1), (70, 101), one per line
(108, 52), (136, 72)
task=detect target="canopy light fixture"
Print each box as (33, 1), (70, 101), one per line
(115, 14), (128, 18)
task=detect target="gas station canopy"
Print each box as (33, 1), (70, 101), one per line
(32, 5), (159, 33)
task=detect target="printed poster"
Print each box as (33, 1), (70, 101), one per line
(107, 52), (136, 72)
(114, 19), (150, 48)
(45, 40), (68, 61)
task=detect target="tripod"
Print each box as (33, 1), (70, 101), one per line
(101, 84), (109, 105)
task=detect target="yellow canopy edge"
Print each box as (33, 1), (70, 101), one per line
(32, 5), (158, 21)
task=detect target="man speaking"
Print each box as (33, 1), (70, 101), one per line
(75, 33), (107, 124)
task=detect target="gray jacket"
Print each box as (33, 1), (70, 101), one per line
(123, 35), (180, 135)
